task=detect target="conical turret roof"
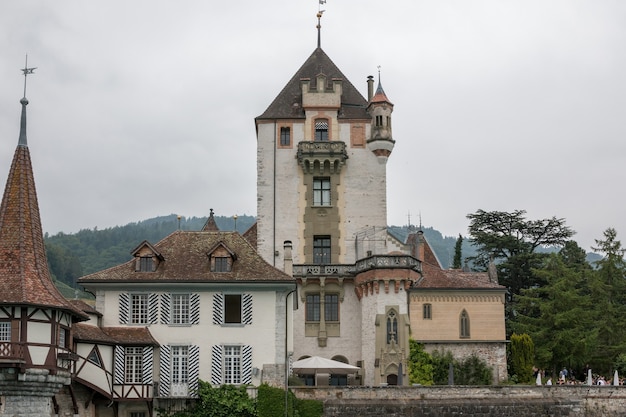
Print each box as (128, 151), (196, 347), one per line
(0, 97), (87, 320)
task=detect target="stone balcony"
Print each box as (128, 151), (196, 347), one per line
(293, 255), (421, 278)
(296, 141), (348, 174)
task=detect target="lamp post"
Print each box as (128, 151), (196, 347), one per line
(233, 214), (238, 232)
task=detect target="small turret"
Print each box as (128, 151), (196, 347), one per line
(366, 74), (395, 163)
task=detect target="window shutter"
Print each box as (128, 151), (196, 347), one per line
(114, 345), (125, 385)
(119, 293), (130, 324)
(242, 294), (253, 325)
(213, 293), (224, 324)
(142, 346), (153, 384)
(188, 345), (200, 396)
(190, 293), (200, 325)
(241, 345), (253, 384)
(159, 345), (171, 397)
(210, 345), (223, 385)
(149, 293), (159, 324)
(160, 293), (171, 324)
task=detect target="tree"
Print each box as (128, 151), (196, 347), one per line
(452, 234), (463, 269)
(588, 228), (626, 371)
(512, 254), (594, 374)
(466, 209), (574, 323)
(408, 340), (434, 385)
(159, 381), (257, 417)
(508, 333), (535, 383)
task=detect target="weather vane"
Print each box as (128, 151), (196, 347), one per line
(317, 0), (326, 48)
(21, 55), (37, 99)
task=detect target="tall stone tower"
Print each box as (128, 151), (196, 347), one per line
(0, 67), (87, 417)
(255, 16), (419, 386)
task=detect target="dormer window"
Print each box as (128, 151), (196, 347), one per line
(139, 256), (153, 272)
(315, 120), (329, 141)
(208, 241), (237, 273)
(214, 257), (230, 272)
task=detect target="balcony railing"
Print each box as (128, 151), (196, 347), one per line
(296, 141), (348, 174)
(293, 255), (421, 277)
(0, 341), (24, 363)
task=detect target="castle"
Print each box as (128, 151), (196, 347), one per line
(0, 13), (506, 417)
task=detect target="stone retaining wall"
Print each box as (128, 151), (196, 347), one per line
(292, 385), (626, 417)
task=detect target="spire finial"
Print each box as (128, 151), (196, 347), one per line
(377, 65), (381, 83)
(21, 54), (37, 100)
(317, 1), (326, 48)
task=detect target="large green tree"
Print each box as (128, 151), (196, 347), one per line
(466, 210), (574, 313)
(588, 228), (626, 371)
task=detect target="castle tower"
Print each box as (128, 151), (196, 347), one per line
(0, 64), (87, 417)
(255, 15), (419, 386)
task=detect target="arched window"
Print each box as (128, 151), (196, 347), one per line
(315, 119), (329, 141)
(386, 310), (398, 344)
(460, 310), (470, 338)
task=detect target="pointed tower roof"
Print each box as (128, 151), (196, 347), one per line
(369, 80), (393, 107)
(0, 95), (87, 320)
(256, 48), (369, 121)
(201, 208), (220, 232)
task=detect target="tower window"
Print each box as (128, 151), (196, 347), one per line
(315, 120), (329, 141)
(375, 115), (383, 127)
(313, 177), (331, 206)
(280, 127), (290, 146)
(460, 310), (470, 338)
(305, 294), (321, 322)
(386, 310), (398, 344)
(313, 236), (331, 264)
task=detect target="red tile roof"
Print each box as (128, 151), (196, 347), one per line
(73, 323), (158, 346)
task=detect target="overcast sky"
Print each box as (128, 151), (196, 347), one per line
(1, 1), (624, 252)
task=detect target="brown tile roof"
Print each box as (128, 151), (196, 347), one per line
(68, 299), (102, 317)
(73, 324), (158, 346)
(78, 230), (294, 284)
(414, 237), (504, 291)
(242, 222), (257, 249)
(256, 48), (370, 121)
(0, 103), (86, 320)
(102, 327), (159, 346)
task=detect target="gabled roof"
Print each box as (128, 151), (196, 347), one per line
(0, 98), (86, 320)
(130, 240), (163, 259)
(79, 230), (294, 284)
(256, 48), (369, 121)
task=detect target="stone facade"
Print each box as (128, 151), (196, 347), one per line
(0, 369), (71, 417)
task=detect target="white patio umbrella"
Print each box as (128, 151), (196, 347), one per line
(536, 372), (542, 386)
(614, 370), (619, 386)
(292, 356), (360, 375)
(587, 369), (593, 385)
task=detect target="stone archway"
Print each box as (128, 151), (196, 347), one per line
(387, 373), (398, 385)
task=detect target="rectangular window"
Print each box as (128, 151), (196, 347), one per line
(224, 345), (242, 384)
(423, 303), (432, 319)
(325, 294), (339, 321)
(214, 257), (230, 272)
(315, 120), (329, 141)
(131, 294), (148, 324)
(59, 327), (69, 348)
(172, 346), (189, 384)
(313, 236), (331, 264)
(0, 322), (10, 342)
(224, 294), (242, 324)
(125, 347), (143, 384)
(171, 294), (190, 325)
(306, 294), (320, 322)
(139, 256), (153, 272)
(375, 115), (383, 126)
(280, 126), (290, 146)
(313, 178), (331, 206)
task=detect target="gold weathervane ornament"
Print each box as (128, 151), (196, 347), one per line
(21, 55), (37, 99)
(317, 0), (327, 48)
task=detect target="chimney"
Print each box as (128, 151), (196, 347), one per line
(283, 240), (293, 276)
(367, 75), (374, 101)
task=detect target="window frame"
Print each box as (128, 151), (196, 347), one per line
(386, 310), (398, 345)
(171, 293), (190, 325)
(313, 236), (331, 265)
(460, 310), (470, 338)
(139, 256), (153, 272)
(214, 256), (230, 272)
(314, 119), (329, 141)
(224, 345), (242, 384)
(423, 303), (432, 320)
(324, 294), (339, 322)
(171, 345), (189, 384)
(224, 294), (242, 324)
(280, 126), (291, 146)
(0, 321), (10, 342)
(130, 294), (149, 324)
(313, 177), (331, 206)
(124, 346), (144, 384)
(305, 294), (321, 322)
